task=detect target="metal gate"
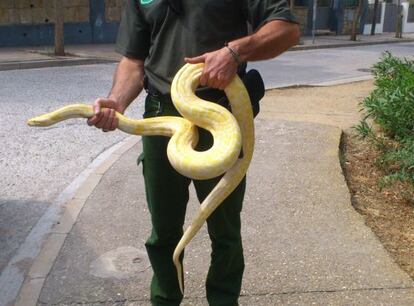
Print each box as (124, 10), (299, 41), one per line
(383, 3), (398, 33)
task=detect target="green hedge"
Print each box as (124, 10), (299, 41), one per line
(355, 52), (414, 184)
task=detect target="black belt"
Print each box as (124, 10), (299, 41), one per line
(145, 83), (232, 111)
(144, 66), (247, 102)
(144, 66), (263, 118)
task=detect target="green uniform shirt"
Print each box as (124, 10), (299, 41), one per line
(116, 0), (297, 94)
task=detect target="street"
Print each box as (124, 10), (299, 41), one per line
(250, 42), (414, 88)
(0, 64), (145, 275)
(1, 42), (414, 297)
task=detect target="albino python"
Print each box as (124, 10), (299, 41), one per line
(27, 63), (255, 294)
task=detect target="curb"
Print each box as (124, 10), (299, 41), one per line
(10, 136), (139, 306)
(290, 38), (414, 51)
(0, 57), (117, 71)
(311, 75), (373, 86)
(267, 75), (373, 91)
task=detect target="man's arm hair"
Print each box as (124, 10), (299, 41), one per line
(229, 20), (300, 62)
(108, 56), (145, 113)
(185, 19), (300, 90)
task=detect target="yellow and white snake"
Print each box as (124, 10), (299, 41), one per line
(27, 63), (255, 294)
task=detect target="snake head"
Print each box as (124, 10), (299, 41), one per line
(27, 114), (54, 127)
(27, 104), (94, 127)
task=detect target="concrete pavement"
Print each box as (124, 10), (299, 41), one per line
(13, 81), (414, 305)
(1, 33), (414, 71)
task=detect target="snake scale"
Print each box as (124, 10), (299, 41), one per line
(27, 63), (255, 294)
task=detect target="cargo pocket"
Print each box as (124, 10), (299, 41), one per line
(139, 96), (161, 172)
(137, 152), (145, 166)
(137, 152), (146, 178)
(143, 95), (162, 119)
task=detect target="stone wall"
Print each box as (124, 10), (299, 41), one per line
(105, 0), (124, 22)
(0, 0), (90, 26)
(293, 6), (308, 34)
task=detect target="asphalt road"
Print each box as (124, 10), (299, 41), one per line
(1, 42), (413, 280)
(250, 42), (414, 88)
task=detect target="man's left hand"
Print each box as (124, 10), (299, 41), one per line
(185, 47), (238, 90)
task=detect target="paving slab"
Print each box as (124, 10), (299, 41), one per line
(38, 118), (414, 305)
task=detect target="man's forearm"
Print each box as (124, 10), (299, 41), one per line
(108, 56), (145, 113)
(228, 20), (300, 62)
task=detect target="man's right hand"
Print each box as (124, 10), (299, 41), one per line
(87, 98), (124, 132)
(88, 56), (145, 132)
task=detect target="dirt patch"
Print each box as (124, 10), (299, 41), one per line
(341, 133), (414, 279)
(262, 80), (414, 279)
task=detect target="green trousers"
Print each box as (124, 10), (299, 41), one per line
(140, 94), (246, 306)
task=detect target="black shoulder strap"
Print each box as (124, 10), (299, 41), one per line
(166, 0), (183, 16)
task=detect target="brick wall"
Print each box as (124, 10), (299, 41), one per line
(0, 0), (90, 26)
(105, 0), (124, 22)
(293, 6), (308, 34)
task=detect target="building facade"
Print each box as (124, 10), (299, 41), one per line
(0, 0), (124, 46)
(294, 0), (414, 36)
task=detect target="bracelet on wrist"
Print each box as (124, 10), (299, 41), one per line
(224, 43), (242, 65)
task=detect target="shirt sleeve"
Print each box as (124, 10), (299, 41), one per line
(115, 0), (150, 60)
(244, 0), (299, 31)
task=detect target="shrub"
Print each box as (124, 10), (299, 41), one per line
(355, 52), (414, 184)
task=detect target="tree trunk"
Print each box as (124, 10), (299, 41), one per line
(54, 0), (65, 56)
(370, 0), (379, 35)
(350, 0), (363, 41)
(312, 0), (317, 43)
(290, 0), (295, 13)
(395, 0), (403, 38)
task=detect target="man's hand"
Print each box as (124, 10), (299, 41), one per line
(87, 56), (145, 132)
(87, 98), (124, 132)
(185, 47), (239, 90)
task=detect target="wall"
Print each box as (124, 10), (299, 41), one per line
(105, 0), (124, 22)
(0, 0), (90, 26)
(402, 2), (414, 32)
(293, 6), (308, 34)
(363, 2), (385, 34)
(342, 6), (367, 34)
(0, 0), (120, 46)
(316, 6), (332, 29)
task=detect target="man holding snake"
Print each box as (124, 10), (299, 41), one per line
(87, 1), (299, 305)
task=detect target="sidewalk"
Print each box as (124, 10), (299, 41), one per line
(1, 33), (413, 71)
(0, 45), (118, 71)
(14, 81), (414, 305)
(295, 32), (414, 50)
